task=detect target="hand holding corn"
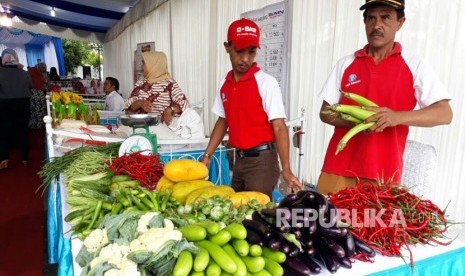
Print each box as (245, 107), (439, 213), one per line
(324, 91), (380, 154)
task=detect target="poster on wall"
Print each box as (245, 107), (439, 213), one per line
(134, 42), (155, 86)
(241, 0), (290, 114)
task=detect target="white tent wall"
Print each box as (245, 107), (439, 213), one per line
(102, 0), (465, 224)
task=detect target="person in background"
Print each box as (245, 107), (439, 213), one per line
(49, 66), (60, 81)
(0, 49), (33, 170)
(201, 18), (303, 198)
(36, 62), (48, 83)
(27, 66), (47, 129)
(124, 51), (189, 125)
(103, 77), (124, 112)
(316, 0), (453, 195)
(85, 79), (100, 94)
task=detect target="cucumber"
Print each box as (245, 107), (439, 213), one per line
(194, 220), (220, 235)
(180, 225), (208, 242)
(263, 257), (284, 276)
(111, 175), (132, 183)
(251, 270), (272, 276)
(231, 239), (250, 256)
(240, 256), (265, 273)
(193, 247), (210, 272)
(173, 250), (193, 276)
(224, 222), (247, 240)
(208, 229), (232, 246)
(249, 244), (262, 257)
(222, 244), (247, 276)
(190, 272), (205, 276)
(261, 247), (286, 263)
(195, 240), (237, 274)
(206, 259), (222, 276)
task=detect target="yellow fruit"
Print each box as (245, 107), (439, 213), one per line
(163, 159), (209, 182)
(185, 185), (235, 205)
(171, 180), (215, 204)
(225, 192), (271, 208)
(156, 176), (175, 192)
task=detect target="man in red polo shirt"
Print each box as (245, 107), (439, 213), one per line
(202, 18), (303, 197)
(317, 0), (453, 194)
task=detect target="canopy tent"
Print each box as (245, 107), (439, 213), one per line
(0, 27), (64, 75)
(0, 0), (154, 43)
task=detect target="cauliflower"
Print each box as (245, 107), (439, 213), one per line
(129, 227), (182, 253)
(104, 258), (139, 276)
(90, 243), (133, 270)
(136, 212), (158, 234)
(83, 228), (109, 253)
(163, 218), (174, 230)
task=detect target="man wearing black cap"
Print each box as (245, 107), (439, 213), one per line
(202, 18), (303, 198)
(316, 0), (453, 194)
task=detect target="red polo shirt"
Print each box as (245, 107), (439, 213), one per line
(212, 63), (286, 149)
(322, 43), (418, 182)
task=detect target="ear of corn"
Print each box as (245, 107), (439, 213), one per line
(336, 122), (376, 155)
(339, 113), (363, 124)
(330, 104), (375, 121)
(341, 91), (379, 107)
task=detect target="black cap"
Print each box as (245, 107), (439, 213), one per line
(360, 0), (405, 10)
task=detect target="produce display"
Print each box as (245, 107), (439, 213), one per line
(40, 142), (454, 275)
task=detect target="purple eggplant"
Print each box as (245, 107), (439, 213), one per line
(307, 217), (318, 235)
(317, 225), (348, 237)
(278, 192), (299, 207)
(323, 202), (339, 227)
(291, 227), (303, 240)
(245, 227), (265, 246)
(282, 257), (312, 276)
(298, 254), (321, 274)
(321, 236), (345, 258)
(300, 231), (314, 248)
(242, 219), (271, 239)
(339, 232), (355, 257)
(267, 237), (281, 250)
(318, 247), (338, 274)
(336, 256), (353, 269)
(354, 236), (376, 258)
(261, 207), (292, 221)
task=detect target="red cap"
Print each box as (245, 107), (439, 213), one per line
(227, 18), (260, 50)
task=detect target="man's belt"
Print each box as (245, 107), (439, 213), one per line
(236, 143), (276, 158)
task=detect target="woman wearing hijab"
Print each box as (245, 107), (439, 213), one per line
(124, 51), (189, 125)
(0, 49), (33, 170)
(28, 66), (47, 129)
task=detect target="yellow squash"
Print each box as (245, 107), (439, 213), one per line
(163, 159), (209, 182)
(155, 176), (175, 192)
(225, 191), (270, 208)
(185, 185), (235, 205)
(171, 180), (215, 204)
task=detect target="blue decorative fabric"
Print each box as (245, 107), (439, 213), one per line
(47, 183), (59, 264)
(369, 247), (465, 276)
(52, 38), (66, 76)
(25, 44), (45, 67)
(159, 147), (230, 185)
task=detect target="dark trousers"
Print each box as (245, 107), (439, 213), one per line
(0, 98), (31, 161)
(231, 148), (280, 198)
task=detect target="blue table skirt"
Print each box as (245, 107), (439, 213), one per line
(369, 246), (465, 276)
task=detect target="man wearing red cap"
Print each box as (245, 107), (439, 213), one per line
(202, 18), (303, 198)
(317, 0), (453, 194)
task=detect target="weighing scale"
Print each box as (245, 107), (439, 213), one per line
(118, 114), (160, 156)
